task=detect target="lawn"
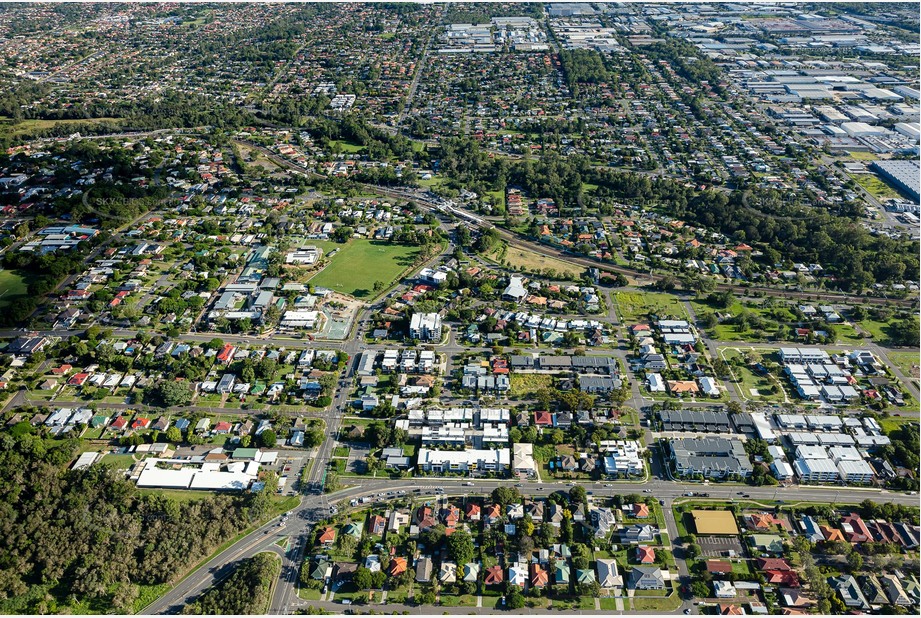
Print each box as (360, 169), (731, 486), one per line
(854, 173), (902, 199)
(297, 587), (322, 601)
(690, 299), (791, 342)
(236, 142), (282, 172)
(879, 417), (919, 435)
(0, 269), (31, 309)
(858, 318), (895, 343)
(327, 139), (365, 154)
(0, 116), (122, 137)
(615, 291), (688, 323)
(133, 584), (171, 614)
(308, 240), (422, 299)
(439, 593), (478, 607)
(101, 454), (139, 470)
(719, 347), (787, 402)
(509, 373), (553, 398)
(631, 593), (681, 612)
(136, 488), (223, 503)
(887, 351), (920, 384)
(485, 242), (585, 280)
(599, 597), (621, 611)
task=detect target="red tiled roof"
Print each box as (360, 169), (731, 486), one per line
(706, 559), (732, 574)
(636, 546), (656, 564)
(484, 565), (504, 585)
(388, 557), (407, 576)
(318, 527), (336, 544)
(756, 558), (791, 571)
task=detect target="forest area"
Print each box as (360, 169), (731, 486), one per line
(432, 134), (918, 291)
(181, 554), (280, 615)
(0, 428), (277, 614)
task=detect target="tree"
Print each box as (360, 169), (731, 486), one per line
(304, 429), (324, 448)
(535, 523), (556, 547)
(847, 551), (863, 572)
(333, 226), (353, 243)
(354, 567), (372, 591)
(446, 530), (475, 566)
(151, 380), (193, 407)
(165, 426), (182, 444)
(691, 580), (710, 599)
(571, 543), (590, 570)
(506, 588), (526, 609)
(560, 516), (574, 544)
(259, 430), (277, 448)
(569, 486), (587, 505)
(492, 486), (520, 506)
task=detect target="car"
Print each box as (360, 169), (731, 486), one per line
(684, 609), (692, 615)
(659, 500), (665, 505)
(643, 489), (652, 493)
(742, 494), (750, 498)
(515, 483), (523, 487)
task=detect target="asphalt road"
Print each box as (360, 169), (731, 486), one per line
(140, 473), (919, 615)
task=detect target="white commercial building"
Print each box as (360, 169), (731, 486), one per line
(836, 459), (874, 484)
(285, 246), (322, 264)
(417, 448), (510, 473)
(793, 456), (839, 483)
(409, 312), (443, 341)
(771, 460), (794, 480)
(280, 310), (320, 329)
(750, 412), (777, 443)
(136, 458), (260, 490)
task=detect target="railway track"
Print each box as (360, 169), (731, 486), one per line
(234, 140), (918, 310)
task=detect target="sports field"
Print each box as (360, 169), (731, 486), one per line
(308, 240), (421, 299)
(0, 269), (29, 309)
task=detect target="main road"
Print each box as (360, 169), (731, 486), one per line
(141, 471), (919, 615)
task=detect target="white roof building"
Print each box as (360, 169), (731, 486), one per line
(417, 448), (510, 472)
(512, 442), (537, 477)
